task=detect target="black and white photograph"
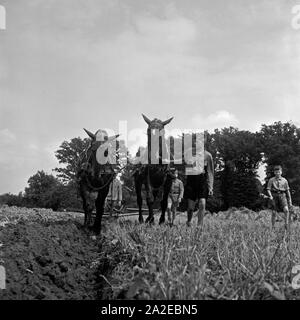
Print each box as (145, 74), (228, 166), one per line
(1, 0), (300, 305)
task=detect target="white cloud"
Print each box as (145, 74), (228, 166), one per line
(207, 110), (239, 127)
(192, 110), (239, 131)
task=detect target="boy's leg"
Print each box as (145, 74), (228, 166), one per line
(280, 194), (290, 232)
(271, 210), (276, 230)
(283, 206), (290, 232)
(167, 197), (172, 223)
(171, 200), (178, 224)
(271, 195), (280, 230)
(197, 198), (206, 227)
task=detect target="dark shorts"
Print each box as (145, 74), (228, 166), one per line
(184, 174), (209, 201)
(272, 193), (288, 212)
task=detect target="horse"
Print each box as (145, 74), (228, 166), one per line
(133, 114), (174, 225)
(77, 128), (119, 235)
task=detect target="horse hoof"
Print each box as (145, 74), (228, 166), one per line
(145, 217), (154, 225)
(83, 224), (92, 232)
(92, 227), (101, 235)
(139, 217), (144, 224)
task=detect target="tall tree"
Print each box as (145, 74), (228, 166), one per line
(259, 121), (300, 205)
(212, 127), (263, 172)
(0, 192), (26, 207)
(24, 170), (63, 210)
(54, 136), (128, 184)
(211, 127), (263, 209)
(54, 137), (90, 183)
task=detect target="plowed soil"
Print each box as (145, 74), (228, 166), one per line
(0, 206), (102, 300)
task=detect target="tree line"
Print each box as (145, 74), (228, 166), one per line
(1, 121), (299, 212)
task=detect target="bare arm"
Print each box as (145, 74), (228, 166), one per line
(266, 179), (273, 199)
(285, 181), (292, 206)
(286, 190), (292, 206)
(266, 189), (273, 199)
(179, 180), (184, 200)
(206, 152), (214, 194)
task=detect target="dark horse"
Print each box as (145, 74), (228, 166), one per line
(134, 114), (174, 224)
(77, 128), (119, 235)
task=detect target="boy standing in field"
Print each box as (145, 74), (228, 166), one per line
(266, 165), (292, 231)
(107, 174), (123, 218)
(167, 169), (184, 226)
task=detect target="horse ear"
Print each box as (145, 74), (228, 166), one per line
(162, 117), (173, 126)
(142, 114), (151, 125)
(107, 134), (120, 143)
(99, 134), (120, 149)
(83, 128), (96, 140)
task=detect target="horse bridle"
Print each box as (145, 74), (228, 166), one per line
(78, 141), (128, 192)
(78, 141), (115, 191)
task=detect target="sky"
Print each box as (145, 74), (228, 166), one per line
(0, 0), (300, 193)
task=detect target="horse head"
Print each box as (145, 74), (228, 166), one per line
(83, 128), (119, 175)
(142, 114), (173, 164)
(142, 114), (173, 137)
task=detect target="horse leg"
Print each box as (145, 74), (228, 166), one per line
(137, 191), (144, 223)
(159, 192), (168, 225)
(135, 178), (144, 223)
(81, 187), (93, 229)
(159, 178), (172, 225)
(93, 187), (109, 235)
(145, 189), (154, 224)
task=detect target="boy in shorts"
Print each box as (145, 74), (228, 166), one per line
(266, 165), (292, 231)
(167, 169), (184, 225)
(185, 150), (214, 227)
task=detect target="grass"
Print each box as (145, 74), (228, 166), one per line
(97, 208), (300, 300)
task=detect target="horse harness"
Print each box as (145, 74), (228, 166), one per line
(78, 141), (124, 192)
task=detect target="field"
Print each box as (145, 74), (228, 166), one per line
(1, 205), (300, 300)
